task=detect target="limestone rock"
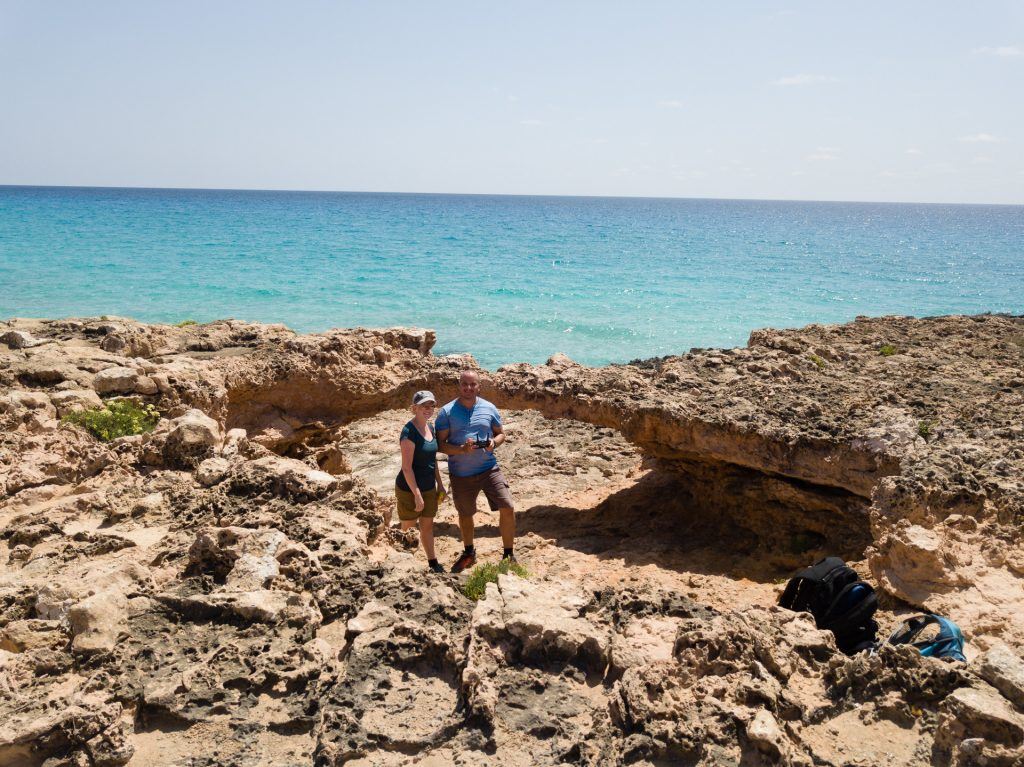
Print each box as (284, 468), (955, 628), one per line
(609, 615), (681, 675)
(4, 314), (1024, 765)
(4, 390), (55, 419)
(0, 699), (133, 767)
(0, 329), (41, 349)
(195, 456), (231, 486)
(134, 375), (158, 395)
(472, 574), (609, 669)
(35, 585), (75, 621)
(179, 527), (322, 625)
(979, 642), (1024, 709)
(187, 526), (289, 587)
(68, 590), (129, 655)
(938, 685), (1024, 748)
(49, 389), (102, 417)
(92, 366), (139, 395)
(746, 709), (788, 759)
(161, 408), (222, 468)
(129, 492), (165, 520)
(0, 620), (66, 653)
(227, 454), (339, 501)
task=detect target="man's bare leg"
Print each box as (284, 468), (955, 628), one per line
(458, 513), (475, 549)
(498, 507), (515, 550)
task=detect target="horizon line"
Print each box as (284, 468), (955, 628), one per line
(1, 183), (1021, 208)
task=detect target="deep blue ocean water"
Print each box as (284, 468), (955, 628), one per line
(1, 186), (1021, 368)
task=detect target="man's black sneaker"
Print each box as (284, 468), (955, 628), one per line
(450, 551), (477, 573)
(501, 553), (518, 565)
(428, 560), (445, 573)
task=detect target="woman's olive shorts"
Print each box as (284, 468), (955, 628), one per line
(395, 487), (439, 521)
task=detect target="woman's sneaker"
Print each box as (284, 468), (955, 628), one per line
(428, 560), (445, 573)
(450, 550), (477, 573)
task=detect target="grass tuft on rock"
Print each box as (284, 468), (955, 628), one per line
(174, 319), (198, 327)
(462, 558), (530, 600)
(62, 399), (160, 441)
(878, 343), (898, 356)
(808, 353), (827, 369)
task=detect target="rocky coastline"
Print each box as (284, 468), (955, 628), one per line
(1, 313), (1023, 766)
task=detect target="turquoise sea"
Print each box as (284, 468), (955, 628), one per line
(1, 186), (1022, 368)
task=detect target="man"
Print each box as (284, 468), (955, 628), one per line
(435, 369), (515, 573)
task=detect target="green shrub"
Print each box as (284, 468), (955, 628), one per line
(462, 558), (530, 600)
(808, 354), (827, 369)
(878, 344), (897, 356)
(917, 420), (936, 439)
(62, 399), (160, 441)
(174, 319), (198, 327)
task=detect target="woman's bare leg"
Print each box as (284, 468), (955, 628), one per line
(419, 517), (436, 560)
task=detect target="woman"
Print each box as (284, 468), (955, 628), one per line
(394, 390), (447, 572)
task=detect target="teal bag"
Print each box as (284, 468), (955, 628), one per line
(886, 614), (966, 662)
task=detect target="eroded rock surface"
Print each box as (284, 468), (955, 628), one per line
(1, 313), (1022, 766)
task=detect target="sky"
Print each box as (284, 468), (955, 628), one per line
(1, 1), (1022, 204)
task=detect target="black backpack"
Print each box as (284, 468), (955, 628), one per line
(779, 556), (879, 655)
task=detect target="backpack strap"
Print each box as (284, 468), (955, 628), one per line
(887, 615), (930, 646)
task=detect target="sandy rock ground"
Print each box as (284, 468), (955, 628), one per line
(337, 408), (780, 616)
(0, 314), (1023, 766)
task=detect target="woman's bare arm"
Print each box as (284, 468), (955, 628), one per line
(400, 438), (423, 509)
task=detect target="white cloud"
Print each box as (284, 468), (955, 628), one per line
(519, 119), (543, 126)
(657, 99), (684, 109)
(973, 45), (1023, 57)
(905, 147), (923, 155)
(772, 74), (837, 86)
(805, 147), (840, 161)
(973, 155), (994, 164)
(958, 133), (999, 143)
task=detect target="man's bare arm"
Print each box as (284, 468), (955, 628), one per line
(437, 427), (471, 455)
(486, 423), (506, 452)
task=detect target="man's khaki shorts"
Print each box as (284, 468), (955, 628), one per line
(395, 487), (439, 521)
(450, 467), (514, 517)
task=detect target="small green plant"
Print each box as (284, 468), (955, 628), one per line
(917, 420), (936, 439)
(878, 344), (897, 356)
(808, 354), (827, 370)
(62, 399), (160, 441)
(174, 319), (198, 327)
(462, 558), (530, 600)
